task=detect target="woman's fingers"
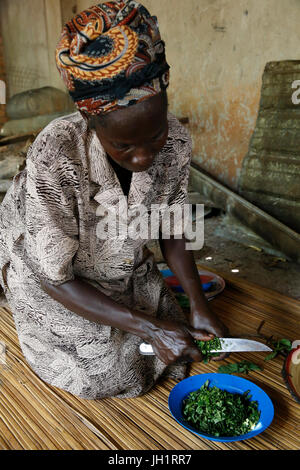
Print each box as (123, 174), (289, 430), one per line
(189, 347), (203, 362)
(211, 352), (230, 361)
(186, 326), (230, 362)
(174, 347), (202, 364)
(189, 327), (214, 342)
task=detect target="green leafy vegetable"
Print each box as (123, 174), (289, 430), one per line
(182, 380), (261, 437)
(264, 339), (292, 361)
(218, 360), (263, 375)
(194, 337), (222, 363)
(175, 294), (190, 309)
(264, 351), (278, 361)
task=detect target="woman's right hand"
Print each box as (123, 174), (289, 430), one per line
(146, 318), (214, 365)
(41, 279), (213, 366)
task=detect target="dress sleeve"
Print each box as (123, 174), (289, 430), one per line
(24, 127), (80, 286)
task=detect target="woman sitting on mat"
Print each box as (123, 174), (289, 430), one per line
(0, 1), (228, 399)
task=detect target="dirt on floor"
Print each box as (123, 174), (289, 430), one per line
(148, 212), (300, 301)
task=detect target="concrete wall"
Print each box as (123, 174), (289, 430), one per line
(61, 0), (300, 189)
(140, 0), (300, 189)
(1, 0), (300, 189)
(0, 0), (63, 97)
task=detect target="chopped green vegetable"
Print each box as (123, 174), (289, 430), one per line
(218, 360), (263, 375)
(175, 294), (190, 309)
(264, 339), (292, 361)
(194, 337), (222, 363)
(182, 380), (261, 437)
(264, 351), (278, 361)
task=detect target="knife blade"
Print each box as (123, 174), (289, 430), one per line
(139, 338), (272, 355)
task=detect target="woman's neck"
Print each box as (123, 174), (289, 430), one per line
(107, 154), (132, 197)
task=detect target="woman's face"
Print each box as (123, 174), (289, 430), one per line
(89, 92), (169, 173)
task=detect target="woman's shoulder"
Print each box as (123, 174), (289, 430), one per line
(164, 112), (192, 167)
(167, 112), (192, 145)
(33, 111), (87, 146)
(27, 112), (88, 166)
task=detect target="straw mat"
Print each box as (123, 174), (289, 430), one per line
(0, 268), (299, 450)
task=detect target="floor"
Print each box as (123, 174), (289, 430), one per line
(0, 208), (299, 449)
(148, 212), (300, 301)
(0, 274), (299, 450)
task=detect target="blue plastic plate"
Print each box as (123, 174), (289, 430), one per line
(168, 373), (274, 442)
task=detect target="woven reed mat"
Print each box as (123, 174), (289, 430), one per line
(0, 268), (299, 450)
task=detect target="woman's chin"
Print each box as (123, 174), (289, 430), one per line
(132, 167), (150, 173)
(133, 159), (156, 172)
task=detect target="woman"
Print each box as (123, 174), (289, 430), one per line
(0, 1), (228, 399)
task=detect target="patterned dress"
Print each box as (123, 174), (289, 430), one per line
(0, 111), (192, 399)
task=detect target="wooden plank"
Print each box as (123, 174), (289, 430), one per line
(0, 132), (37, 146)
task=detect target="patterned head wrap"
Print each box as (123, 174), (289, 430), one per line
(55, 0), (170, 116)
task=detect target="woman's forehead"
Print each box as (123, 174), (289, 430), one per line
(95, 94), (168, 142)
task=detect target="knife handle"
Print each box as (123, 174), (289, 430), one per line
(139, 343), (155, 355)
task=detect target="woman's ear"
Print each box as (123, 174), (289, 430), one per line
(79, 109), (90, 126)
(79, 110), (94, 130)
(79, 110), (88, 122)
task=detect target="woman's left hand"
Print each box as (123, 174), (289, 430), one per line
(189, 305), (230, 361)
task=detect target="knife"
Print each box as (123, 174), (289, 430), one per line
(139, 338), (272, 355)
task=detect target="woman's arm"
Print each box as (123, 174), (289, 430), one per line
(41, 276), (212, 365)
(159, 234), (229, 359)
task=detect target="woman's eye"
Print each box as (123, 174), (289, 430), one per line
(111, 128), (167, 150)
(152, 129), (167, 141)
(112, 143), (130, 150)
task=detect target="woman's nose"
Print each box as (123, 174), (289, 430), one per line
(131, 147), (154, 165)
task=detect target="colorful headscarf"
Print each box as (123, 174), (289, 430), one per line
(55, 0), (170, 116)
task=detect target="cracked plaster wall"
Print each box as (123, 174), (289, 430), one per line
(2, 0), (300, 190)
(75, 0), (300, 189)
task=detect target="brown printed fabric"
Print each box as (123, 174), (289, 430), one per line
(0, 111), (192, 399)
